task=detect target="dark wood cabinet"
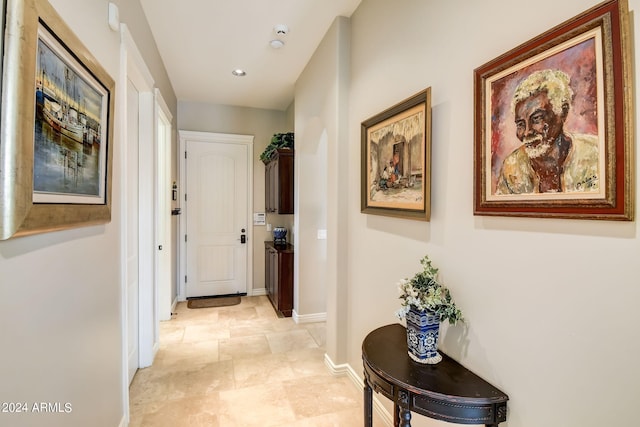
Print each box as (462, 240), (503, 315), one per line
(265, 149), (294, 214)
(264, 241), (293, 317)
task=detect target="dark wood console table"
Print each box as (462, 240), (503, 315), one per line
(362, 324), (508, 426)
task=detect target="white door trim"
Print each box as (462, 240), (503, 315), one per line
(119, 24), (156, 422)
(118, 24), (129, 426)
(155, 88), (173, 322)
(178, 130), (254, 301)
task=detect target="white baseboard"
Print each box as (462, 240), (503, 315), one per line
(323, 353), (351, 376)
(249, 287), (267, 296)
(292, 310), (327, 324)
(323, 354), (393, 426)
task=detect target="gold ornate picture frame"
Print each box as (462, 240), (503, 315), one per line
(1, 0), (115, 239)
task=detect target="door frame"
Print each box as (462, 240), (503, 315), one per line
(154, 88), (174, 321)
(119, 24), (157, 421)
(178, 130), (254, 300)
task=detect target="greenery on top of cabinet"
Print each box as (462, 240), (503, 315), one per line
(260, 132), (294, 163)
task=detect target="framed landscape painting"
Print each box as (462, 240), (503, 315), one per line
(361, 88), (432, 221)
(474, 0), (633, 220)
(0, 0), (114, 239)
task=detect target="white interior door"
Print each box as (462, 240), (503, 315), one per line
(122, 25), (157, 387)
(184, 134), (251, 298)
(156, 92), (173, 321)
(126, 77), (139, 385)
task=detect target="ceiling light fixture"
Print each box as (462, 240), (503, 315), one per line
(269, 39), (285, 49)
(232, 69), (246, 77)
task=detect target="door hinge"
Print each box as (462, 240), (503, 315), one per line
(184, 151), (187, 159)
(184, 193), (187, 202)
(185, 275), (187, 283)
(185, 234), (187, 242)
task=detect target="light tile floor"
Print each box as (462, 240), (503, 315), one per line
(129, 296), (371, 426)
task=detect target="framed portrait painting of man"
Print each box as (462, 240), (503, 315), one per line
(361, 88), (432, 221)
(0, 0), (115, 239)
(474, 0), (634, 220)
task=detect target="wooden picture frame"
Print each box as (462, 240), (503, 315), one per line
(474, 0), (633, 220)
(0, 0), (115, 239)
(0, 0), (5, 124)
(361, 88), (431, 221)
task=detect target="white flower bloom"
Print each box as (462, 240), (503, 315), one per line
(395, 255), (464, 325)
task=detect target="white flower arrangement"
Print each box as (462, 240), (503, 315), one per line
(395, 255), (464, 325)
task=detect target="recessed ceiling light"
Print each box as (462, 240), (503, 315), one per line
(232, 69), (246, 77)
(269, 39), (284, 49)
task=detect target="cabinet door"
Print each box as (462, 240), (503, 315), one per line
(265, 163), (272, 212)
(271, 249), (279, 307)
(277, 251), (293, 316)
(264, 150), (294, 214)
(276, 155), (293, 214)
(264, 247), (278, 307)
(269, 160), (278, 213)
(264, 161), (274, 212)
(265, 246), (271, 295)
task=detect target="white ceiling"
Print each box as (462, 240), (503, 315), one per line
(139, 0), (362, 111)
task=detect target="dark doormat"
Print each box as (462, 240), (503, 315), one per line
(187, 295), (241, 309)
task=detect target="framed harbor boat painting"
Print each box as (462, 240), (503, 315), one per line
(473, 0), (634, 220)
(361, 88), (432, 221)
(0, 0), (115, 239)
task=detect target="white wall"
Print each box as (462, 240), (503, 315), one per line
(178, 101), (292, 292)
(0, 1), (122, 425)
(296, 0), (640, 426)
(0, 1), (176, 426)
(294, 16), (350, 348)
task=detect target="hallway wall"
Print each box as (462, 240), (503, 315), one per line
(347, 0), (640, 425)
(294, 16), (351, 347)
(296, 0), (640, 426)
(0, 1), (176, 426)
(178, 101), (293, 293)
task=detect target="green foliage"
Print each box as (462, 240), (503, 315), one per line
(260, 132), (294, 163)
(396, 255), (464, 325)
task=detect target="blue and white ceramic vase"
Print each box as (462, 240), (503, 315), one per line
(405, 306), (443, 364)
(273, 227), (287, 246)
